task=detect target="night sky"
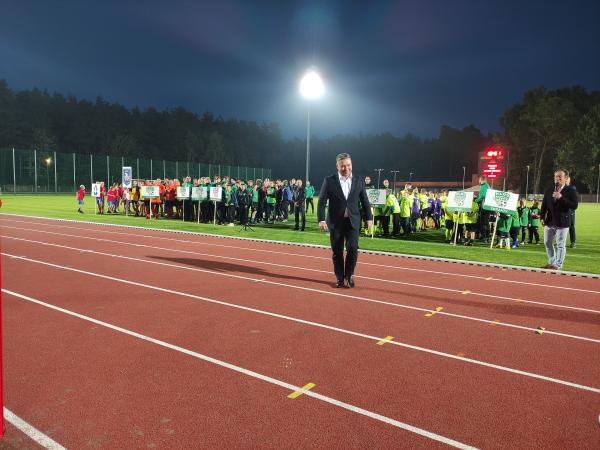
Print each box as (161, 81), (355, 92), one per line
(1, 0), (598, 139)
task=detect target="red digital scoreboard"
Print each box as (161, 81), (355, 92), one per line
(479, 147), (505, 179)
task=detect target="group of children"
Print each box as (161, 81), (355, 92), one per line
(495, 199), (541, 249)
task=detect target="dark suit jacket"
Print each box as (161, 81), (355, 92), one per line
(318, 173), (373, 230)
(540, 184), (578, 228)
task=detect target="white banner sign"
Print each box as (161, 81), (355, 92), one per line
(367, 189), (387, 207)
(141, 185), (160, 198)
(177, 186), (191, 199)
(91, 183), (101, 198)
(192, 186), (208, 201)
(122, 166), (132, 188)
(209, 186), (223, 201)
(482, 189), (519, 214)
(446, 191), (475, 212)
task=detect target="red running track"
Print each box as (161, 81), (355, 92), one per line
(1, 215), (599, 449)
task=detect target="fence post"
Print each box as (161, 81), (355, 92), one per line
(150, 159), (153, 179)
(176, 161), (178, 179)
(107, 155), (110, 184)
(34, 149), (37, 193)
(12, 148), (16, 194)
(198, 163), (201, 178)
(137, 158), (139, 180)
(187, 162), (190, 177)
(54, 151), (57, 192)
(90, 154), (93, 188)
(163, 160), (166, 179)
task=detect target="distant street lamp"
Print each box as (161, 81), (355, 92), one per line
(299, 69), (324, 184)
(45, 157), (52, 192)
(462, 166), (466, 189)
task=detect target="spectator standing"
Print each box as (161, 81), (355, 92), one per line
(76, 185), (85, 213)
(517, 198), (530, 245)
(293, 179), (306, 231)
(475, 175), (490, 242)
(305, 181), (315, 214)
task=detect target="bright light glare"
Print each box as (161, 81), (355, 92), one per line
(300, 71), (324, 100)
(45, 157), (52, 165)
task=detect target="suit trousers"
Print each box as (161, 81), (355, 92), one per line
(329, 218), (360, 281)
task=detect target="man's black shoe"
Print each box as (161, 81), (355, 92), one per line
(335, 279), (345, 288)
(346, 276), (355, 288)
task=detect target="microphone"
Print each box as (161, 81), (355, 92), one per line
(554, 182), (561, 201)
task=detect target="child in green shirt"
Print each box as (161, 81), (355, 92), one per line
(496, 213), (512, 249)
(517, 198), (530, 245)
(528, 201), (541, 244)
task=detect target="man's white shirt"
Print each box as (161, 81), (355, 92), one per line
(319, 172), (353, 225)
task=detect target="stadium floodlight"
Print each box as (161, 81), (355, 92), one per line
(299, 70), (324, 184)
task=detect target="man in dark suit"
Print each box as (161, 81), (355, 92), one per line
(318, 153), (373, 288)
(540, 168), (578, 270)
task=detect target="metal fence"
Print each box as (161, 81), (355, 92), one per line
(0, 148), (271, 193)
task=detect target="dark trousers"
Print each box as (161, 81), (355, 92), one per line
(305, 197), (314, 214)
(400, 216), (411, 236)
(294, 204), (306, 230)
(281, 200), (289, 220)
(520, 226), (527, 242)
(528, 225), (540, 243)
(238, 205), (248, 225)
(380, 215), (390, 236)
(569, 211), (576, 243)
(330, 218), (360, 281)
(479, 208), (490, 239)
(264, 203), (273, 222)
(391, 213), (400, 236)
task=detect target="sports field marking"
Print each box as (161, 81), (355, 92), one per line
(2, 216), (598, 294)
(376, 336), (394, 345)
(425, 307), (444, 317)
(2, 289), (477, 450)
(3, 407), (66, 450)
(4, 256), (600, 394)
(3, 236), (599, 344)
(287, 383), (316, 399)
(2, 229), (598, 316)
(462, 290), (471, 295)
(490, 320), (500, 326)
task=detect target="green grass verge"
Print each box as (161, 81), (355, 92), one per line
(1, 194), (599, 274)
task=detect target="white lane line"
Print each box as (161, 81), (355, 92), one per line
(3, 255), (600, 394)
(3, 236), (599, 344)
(2, 215), (599, 292)
(3, 407), (66, 450)
(2, 227), (598, 316)
(2, 289), (477, 450)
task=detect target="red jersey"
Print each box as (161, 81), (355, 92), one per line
(76, 188), (85, 201)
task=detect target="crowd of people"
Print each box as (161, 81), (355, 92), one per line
(77, 175), (316, 231)
(75, 172), (576, 254)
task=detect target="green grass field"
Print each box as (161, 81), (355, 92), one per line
(1, 194), (599, 274)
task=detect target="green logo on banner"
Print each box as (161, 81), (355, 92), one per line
(494, 191), (510, 207)
(454, 191), (466, 207)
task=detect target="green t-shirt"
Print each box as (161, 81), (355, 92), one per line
(518, 207), (530, 226)
(530, 207), (541, 227)
(497, 214), (512, 233)
(305, 185), (315, 198)
(400, 196), (411, 218)
(476, 182), (489, 204)
(510, 210), (520, 229)
(266, 187), (276, 204)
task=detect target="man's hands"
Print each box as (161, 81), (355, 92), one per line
(552, 191), (562, 200)
(319, 221), (328, 231)
(366, 220), (373, 231)
(540, 219), (545, 227)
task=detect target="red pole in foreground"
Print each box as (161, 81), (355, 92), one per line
(0, 230), (4, 437)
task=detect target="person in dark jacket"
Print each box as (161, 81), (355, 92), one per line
(318, 153), (373, 288)
(292, 179), (306, 231)
(540, 168), (578, 270)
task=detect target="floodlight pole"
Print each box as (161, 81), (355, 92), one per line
(596, 163), (600, 203)
(390, 170), (400, 194)
(374, 169), (384, 188)
(305, 107), (310, 184)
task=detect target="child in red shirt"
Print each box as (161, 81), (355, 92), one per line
(76, 185), (85, 213)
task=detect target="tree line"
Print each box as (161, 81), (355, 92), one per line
(1, 79), (598, 193)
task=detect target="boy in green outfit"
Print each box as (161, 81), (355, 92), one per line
(305, 181), (315, 214)
(517, 198), (530, 245)
(529, 200), (541, 244)
(496, 213), (512, 249)
(510, 209), (521, 248)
